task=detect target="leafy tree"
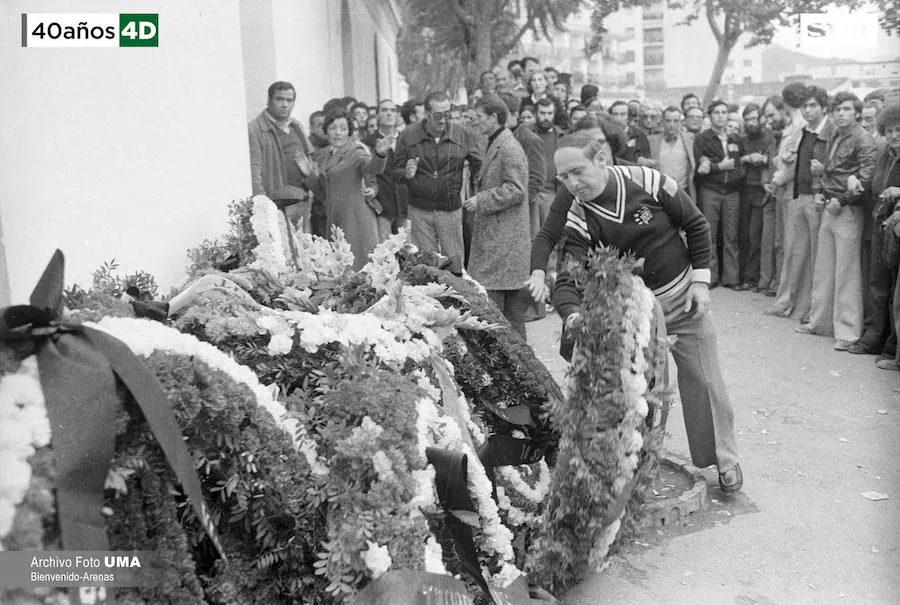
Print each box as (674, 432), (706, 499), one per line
(586, 0), (873, 106)
(872, 0), (900, 36)
(397, 0), (583, 99)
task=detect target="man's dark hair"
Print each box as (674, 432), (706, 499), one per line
(803, 85), (829, 110)
(475, 94), (509, 128)
(568, 103), (586, 116)
(557, 130), (609, 161)
(864, 90), (886, 104)
(424, 91), (451, 112)
(663, 105), (682, 118)
(608, 100), (628, 114)
(876, 103), (900, 135)
(522, 56), (540, 68)
(507, 59), (522, 71)
(544, 66), (559, 77)
(535, 97), (556, 113)
(267, 81), (295, 102)
(680, 93), (699, 111)
(521, 104), (536, 116)
(742, 102), (761, 118)
(762, 95), (785, 114)
(322, 108), (354, 136)
(580, 84), (599, 106)
(781, 82), (808, 109)
(309, 110), (324, 124)
(831, 91), (862, 116)
(399, 99), (421, 125)
(351, 101), (369, 114)
(727, 103), (740, 113)
(498, 92), (521, 116)
(707, 99), (729, 115)
(480, 70), (495, 84)
(571, 113), (628, 160)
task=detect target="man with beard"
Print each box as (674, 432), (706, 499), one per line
(532, 98), (565, 236)
(737, 103), (774, 290)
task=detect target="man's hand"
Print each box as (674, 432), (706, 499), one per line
(697, 156), (711, 175)
(814, 193), (826, 211)
(363, 186), (376, 200)
(525, 270), (549, 304)
(763, 182), (774, 195)
(462, 196), (478, 212)
(810, 159), (824, 176)
(683, 282), (710, 316)
(294, 151), (317, 177)
(888, 210), (900, 238)
(847, 174), (863, 196)
(374, 137), (392, 156)
(564, 312), (582, 332)
(405, 157), (419, 179)
(719, 157), (735, 171)
(881, 186), (900, 200)
(825, 198), (842, 217)
(753, 152), (768, 165)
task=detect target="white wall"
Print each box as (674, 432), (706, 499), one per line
(0, 0), (250, 302)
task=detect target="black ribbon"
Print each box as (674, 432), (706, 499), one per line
(1, 251), (225, 564)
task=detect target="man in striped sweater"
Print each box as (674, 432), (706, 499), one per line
(552, 132), (742, 494)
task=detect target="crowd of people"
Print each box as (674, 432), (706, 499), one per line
(247, 56), (900, 376)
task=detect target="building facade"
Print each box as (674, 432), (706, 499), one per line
(0, 0), (403, 303)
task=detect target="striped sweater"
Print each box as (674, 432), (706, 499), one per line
(554, 165), (712, 320)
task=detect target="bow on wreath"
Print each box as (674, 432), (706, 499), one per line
(0, 251), (225, 561)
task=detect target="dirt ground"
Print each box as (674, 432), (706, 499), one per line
(526, 287), (900, 605)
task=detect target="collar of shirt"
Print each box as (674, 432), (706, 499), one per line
(805, 117), (827, 136)
(265, 111), (293, 134)
(487, 126), (504, 148)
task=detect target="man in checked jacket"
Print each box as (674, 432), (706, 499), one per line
(552, 131), (742, 495)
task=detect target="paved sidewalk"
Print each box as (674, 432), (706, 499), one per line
(526, 289), (899, 605)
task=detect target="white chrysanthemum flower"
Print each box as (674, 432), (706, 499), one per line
(361, 541), (392, 578)
(424, 536), (447, 575)
(372, 450), (395, 482)
(267, 333), (294, 356)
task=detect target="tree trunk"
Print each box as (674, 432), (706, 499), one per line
(471, 24), (493, 94)
(702, 41), (734, 107)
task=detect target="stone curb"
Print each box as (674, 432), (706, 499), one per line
(639, 451), (708, 529)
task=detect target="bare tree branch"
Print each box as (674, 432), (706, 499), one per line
(705, 0), (724, 44)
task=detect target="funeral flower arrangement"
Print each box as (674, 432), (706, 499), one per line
(1, 196), (664, 604)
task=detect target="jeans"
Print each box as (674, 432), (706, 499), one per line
(858, 224), (895, 350)
(759, 189), (778, 291)
(807, 206), (864, 343)
(409, 206), (464, 262)
(487, 288), (528, 340)
(658, 283), (739, 471)
(698, 188), (740, 286)
(739, 185), (765, 285)
(773, 193), (819, 319)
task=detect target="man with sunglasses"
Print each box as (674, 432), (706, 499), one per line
(392, 92), (482, 263)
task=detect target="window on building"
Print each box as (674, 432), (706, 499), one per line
(623, 50), (635, 63)
(726, 60), (734, 68)
(643, 28), (663, 44)
(624, 27), (635, 39)
(743, 76), (753, 83)
(626, 72), (636, 85)
(644, 68), (665, 87)
(743, 59), (752, 67)
(644, 48), (664, 66)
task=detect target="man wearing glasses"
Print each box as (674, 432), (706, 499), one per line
(364, 99), (407, 242)
(392, 92), (482, 263)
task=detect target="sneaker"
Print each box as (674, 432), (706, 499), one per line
(795, 324), (817, 335)
(764, 308), (789, 318)
(876, 359), (900, 371)
(847, 342), (878, 355)
(833, 340), (852, 351)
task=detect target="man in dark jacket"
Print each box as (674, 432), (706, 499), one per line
(363, 99), (407, 241)
(797, 91), (878, 351)
(694, 99), (745, 288)
(248, 81), (315, 231)
(737, 103), (774, 290)
(392, 92), (482, 261)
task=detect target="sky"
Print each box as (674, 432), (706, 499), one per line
(771, 5), (899, 61)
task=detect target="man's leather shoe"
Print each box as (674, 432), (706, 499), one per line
(719, 464), (743, 494)
(764, 308), (788, 318)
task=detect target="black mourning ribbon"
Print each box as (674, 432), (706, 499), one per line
(0, 250), (225, 563)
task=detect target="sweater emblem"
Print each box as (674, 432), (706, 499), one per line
(633, 205), (653, 225)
